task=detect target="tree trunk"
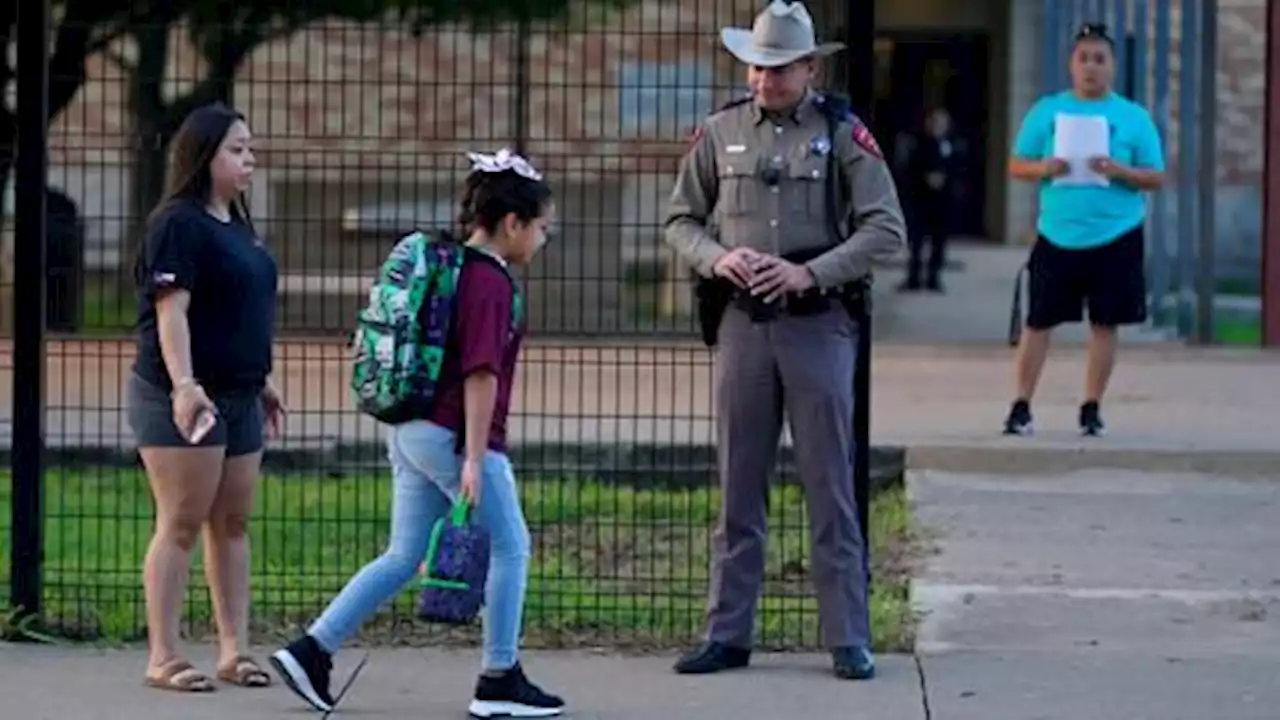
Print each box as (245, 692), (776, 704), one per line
(125, 21), (172, 275)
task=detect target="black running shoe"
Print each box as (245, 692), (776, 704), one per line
(469, 663), (566, 718)
(270, 635), (336, 712)
(1002, 399), (1034, 436)
(1079, 401), (1106, 437)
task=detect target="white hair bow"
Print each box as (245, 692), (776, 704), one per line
(466, 148), (543, 181)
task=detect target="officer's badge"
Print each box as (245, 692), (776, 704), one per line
(809, 135), (831, 157)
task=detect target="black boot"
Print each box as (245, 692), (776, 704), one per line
(673, 642), (751, 675)
(832, 646), (877, 680)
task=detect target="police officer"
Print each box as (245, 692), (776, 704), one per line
(663, 0), (905, 681)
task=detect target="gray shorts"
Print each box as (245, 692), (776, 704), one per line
(126, 373), (266, 457)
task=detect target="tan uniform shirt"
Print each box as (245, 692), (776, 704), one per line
(663, 92), (906, 289)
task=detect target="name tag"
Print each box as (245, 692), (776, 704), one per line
(726, 145), (747, 154)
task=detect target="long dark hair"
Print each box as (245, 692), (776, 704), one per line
(146, 103), (253, 228)
(134, 103), (254, 286)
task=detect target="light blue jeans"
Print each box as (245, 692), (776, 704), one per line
(308, 421), (532, 671)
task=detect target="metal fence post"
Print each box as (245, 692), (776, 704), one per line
(1151, 0), (1172, 326)
(844, 0), (875, 562)
(1194, 0), (1218, 344)
(10, 0), (50, 625)
(1112, 0), (1128, 90)
(1265, 0), (1280, 348)
(1176, 0), (1199, 337)
(513, 13), (531, 155)
(854, 303), (871, 568)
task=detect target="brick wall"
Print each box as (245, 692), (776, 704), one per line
(1214, 0), (1267, 275)
(1217, 0), (1266, 186)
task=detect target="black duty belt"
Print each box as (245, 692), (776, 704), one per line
(694, 248), (871, 346)
(732, 281), (866, 322)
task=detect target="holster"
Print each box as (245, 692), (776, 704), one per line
(839, 276), (872, 321)
(694, 274), (736, 348)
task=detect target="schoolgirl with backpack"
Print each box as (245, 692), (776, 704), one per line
(270, 149), (565, 718)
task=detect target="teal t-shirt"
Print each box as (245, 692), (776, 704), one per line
(1012, 91), (1165, 250)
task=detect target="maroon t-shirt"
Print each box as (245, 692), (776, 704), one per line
(426, 257), (524, 452)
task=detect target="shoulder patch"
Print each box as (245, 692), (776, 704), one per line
(852, 121), (884, 160)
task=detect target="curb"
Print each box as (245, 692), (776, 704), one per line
(2, 441), (908, 491)
(905, 445), (1280, 478)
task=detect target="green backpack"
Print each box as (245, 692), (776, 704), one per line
(350, 231), (522, 424)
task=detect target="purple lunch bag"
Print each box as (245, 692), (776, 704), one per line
(416, 499), (490, 625)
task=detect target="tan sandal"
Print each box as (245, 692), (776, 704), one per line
(145, 659), (216, 692)
(217, 655), (272, 688)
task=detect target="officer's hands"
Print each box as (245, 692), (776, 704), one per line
(713, 248), (761, 288)
(749, 256), (816, 303)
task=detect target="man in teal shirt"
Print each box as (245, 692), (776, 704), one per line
(1003, 23), (1166, 437)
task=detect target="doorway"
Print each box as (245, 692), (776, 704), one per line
(872, 33), (991, 239)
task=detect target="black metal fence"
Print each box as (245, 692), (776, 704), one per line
(4, 1), (899, 652)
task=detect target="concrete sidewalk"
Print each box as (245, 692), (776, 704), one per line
(0, 644), (927, 719)
(911, 468), (1280, 720)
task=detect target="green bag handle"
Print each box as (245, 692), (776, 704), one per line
(419, 499), (475, 591)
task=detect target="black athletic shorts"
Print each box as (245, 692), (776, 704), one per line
(1026, 224), (1147, 330)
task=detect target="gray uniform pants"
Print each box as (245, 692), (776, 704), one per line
(706, 304), (870, 649)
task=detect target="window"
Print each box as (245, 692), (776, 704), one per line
(618, 60), (715, 137)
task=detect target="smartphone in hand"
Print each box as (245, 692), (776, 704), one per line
(188, 408), (218, 444)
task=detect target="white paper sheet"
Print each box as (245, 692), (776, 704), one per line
(1051, 113), (1111, 187)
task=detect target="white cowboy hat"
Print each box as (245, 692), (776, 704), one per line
(720, 0), (845, 68)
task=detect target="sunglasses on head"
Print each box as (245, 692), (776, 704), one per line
(1075, 23), (1112, 41)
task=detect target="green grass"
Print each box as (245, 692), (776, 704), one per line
(1214, 316), (1263, 346)
(80, 273), (134, 333)
(0, 469), (927, 653)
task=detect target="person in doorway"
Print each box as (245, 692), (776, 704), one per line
(898, 108), (959, 292)
(270, 150), (566, 719)
(664, 0), (905, 681)
(1003, 23), (1165, 436)
(128, 103), (284, 692)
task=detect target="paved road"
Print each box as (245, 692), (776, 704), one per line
(2, 340), (1278, 472)
(0, 644), (927, 719)
(911, 468), (1280, 719)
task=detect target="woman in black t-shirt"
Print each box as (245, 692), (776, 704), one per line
(127, 103), (283, 693)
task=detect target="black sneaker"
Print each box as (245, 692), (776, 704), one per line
(270, 635), (336, 712)
(469, 663), (565, 718)
(1079, 401), (1106, 436)
(1002, 399), (1033, 436)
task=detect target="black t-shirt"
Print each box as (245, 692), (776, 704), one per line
(132, 199), (278, 394)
